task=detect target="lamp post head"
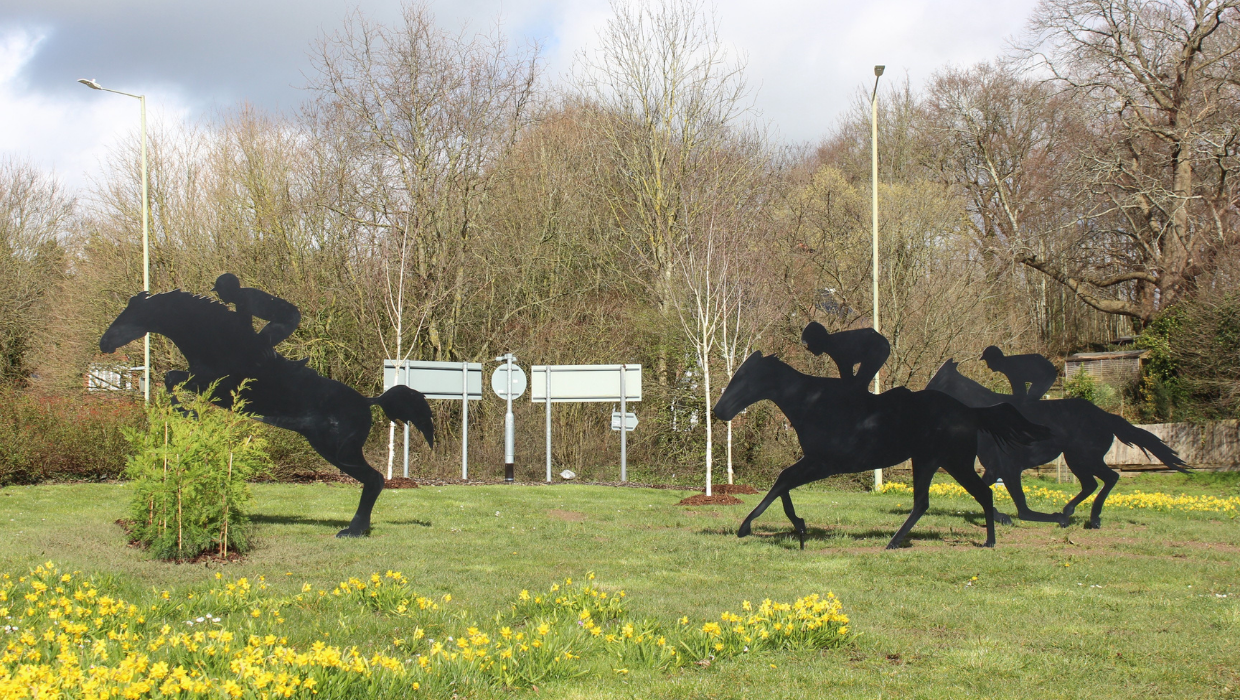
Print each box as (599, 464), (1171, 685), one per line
(874, 65), (885, 77)
(78, 78), (103, 90)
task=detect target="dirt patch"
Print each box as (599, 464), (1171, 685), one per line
(547, 509), (586, 521)
(384, 478), (419, 489)
(677, 494), (744, 506)
(711, 484), (759, 495)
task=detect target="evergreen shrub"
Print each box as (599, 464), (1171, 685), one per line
(124, 383), (272, 560)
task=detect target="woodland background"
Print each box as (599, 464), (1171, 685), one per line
(0, 0), (1237, 486)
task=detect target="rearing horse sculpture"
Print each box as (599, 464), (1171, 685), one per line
(926, 359), (1186, 528)
(100, 288), (434, 538)
(713, 352), (1051, 549)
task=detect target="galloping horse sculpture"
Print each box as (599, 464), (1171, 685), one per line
(100, 280), (434, 538)
(926, 359), (1186, 528)
(713, 351), (1051, 549)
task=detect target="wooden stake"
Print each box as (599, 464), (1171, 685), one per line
(221, 451), (233, 558)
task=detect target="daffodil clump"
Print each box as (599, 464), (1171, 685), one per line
(0, 563), (855, 699)
(876, 481), (1240, 514)
(674, 593), (851, 663)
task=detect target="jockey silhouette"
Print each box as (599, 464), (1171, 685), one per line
(801, 322), (890, 389)
(981, 346), (1058, 401)
(212, 273), (300, 349)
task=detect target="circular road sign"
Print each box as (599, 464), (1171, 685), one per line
(491, 364), (527, 400)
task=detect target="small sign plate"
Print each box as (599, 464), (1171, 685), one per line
(610, 411), (638, 431)
(491, 364), (527, 400)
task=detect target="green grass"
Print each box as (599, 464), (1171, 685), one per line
(2, 475), (1239, 699)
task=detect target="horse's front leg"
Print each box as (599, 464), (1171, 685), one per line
(887, 459), (936, 549)
(1005, 472), (1068, 526)
(738, 457), (817, 540)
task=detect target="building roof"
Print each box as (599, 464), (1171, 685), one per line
(1065, 350), (1150, 361)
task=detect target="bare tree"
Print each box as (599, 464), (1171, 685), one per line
(308, 2), (539, 362)
(307, 3), (538, 470)
(0, 159), (70, 383)
(577, 0), (750, 382)
(1019, 0), (1240, 321)
(673, 219), (735, 496)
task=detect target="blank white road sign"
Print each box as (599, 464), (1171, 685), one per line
(384, 360), (483, 400)
(529, 364), (642, 403)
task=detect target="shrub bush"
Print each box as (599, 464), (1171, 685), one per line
(0, 385), (144, 485)
(124, 384), (272, 560)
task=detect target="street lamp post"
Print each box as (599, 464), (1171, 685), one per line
(871, 65), (884, 490)
(79, 79), (150, 403)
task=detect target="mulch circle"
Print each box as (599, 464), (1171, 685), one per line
(677, 493), (744, 506)
(384, 478), (420, 489)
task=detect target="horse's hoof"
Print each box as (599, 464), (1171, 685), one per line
(994, 513), (1013, 526)
(984, 540), (995, 548)
(737, 522), (752, 538)
(1058, 518), (1071, 529)
(335, 528), (368, 538)
(1085, 520), (1102, 530)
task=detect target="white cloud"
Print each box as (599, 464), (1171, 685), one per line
(0, 0), (1041, 194)
(0, 26), (195, 193)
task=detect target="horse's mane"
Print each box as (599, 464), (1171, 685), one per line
(143, 289), (239, 325)
(928, 359), (1006, 404)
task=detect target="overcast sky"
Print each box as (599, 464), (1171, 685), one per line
(0, 0), (1042, 192)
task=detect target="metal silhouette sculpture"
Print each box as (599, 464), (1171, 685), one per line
(712, 350), (1051, 549)
(980, 346), (1058, 401)
(801, 322), (889, 388)
(99, 276), (434, 538)
(926, 358), (1187, 528)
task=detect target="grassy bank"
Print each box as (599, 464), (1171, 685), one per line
(1, 477), (1237, 698)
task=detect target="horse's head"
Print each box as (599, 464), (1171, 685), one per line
(100, 292), (154, 354)
(714, 351), (780, 421)
(925, 358), (960, 393)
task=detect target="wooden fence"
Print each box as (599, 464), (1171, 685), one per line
(1105, 420), (1240, 471)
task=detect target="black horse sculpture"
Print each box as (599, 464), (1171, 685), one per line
(100, 289), (435, 538)
(926, 359), (1186, 528)
(712, 352), (1051, 549)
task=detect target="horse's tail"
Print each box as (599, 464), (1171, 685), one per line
(370, 386), (434, 448)
(974, 403), (1052, 448)
(1102, 411), (1189, 472)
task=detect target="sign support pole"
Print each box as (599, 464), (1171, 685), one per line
(402, 362), (410, 479)
(545, 367), (553, 483)
(461, 363), (469, 480)
(504, 354), (515, 482)
(620, 364), (627, 483)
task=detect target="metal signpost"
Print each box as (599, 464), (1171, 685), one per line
(530, 364), (642, 482)
(384, 359), (483, 480)
(491, 354), (526, 482)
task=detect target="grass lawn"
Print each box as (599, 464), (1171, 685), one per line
(2, 474), (1238, 699)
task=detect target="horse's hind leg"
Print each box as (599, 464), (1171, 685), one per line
(940, 455), (996, 548)
(887, 460), (935, 550)
(778, 492), (807, 549)
(738, 457), (815, 540)
(302, 428), (384, 538)
(978, 439), (1013, 527)
(1082, 459), (1119, 529)
(1060, 453), (1099, 527)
